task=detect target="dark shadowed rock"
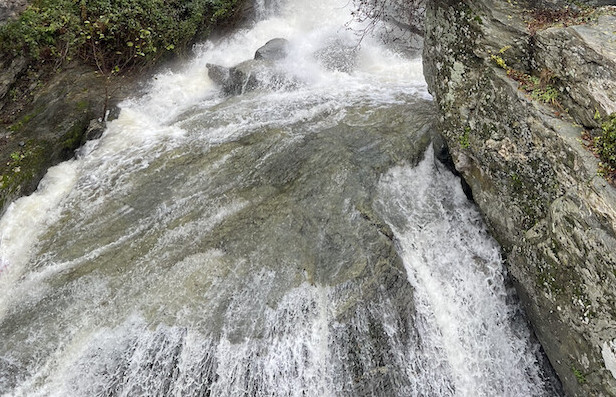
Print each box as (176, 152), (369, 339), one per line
(254, 38), (290, 61)
(206, 63), (231, 87)
(84, 118), (106, 141)
(0, 64), (138, 214)
(0, 57), (27, 105)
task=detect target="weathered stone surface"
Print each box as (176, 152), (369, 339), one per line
(0, 0), (29, 25)
(533, 15), (616, 127)
(0, 57), (27, 103)
(254, 37), (289, 60)
(0, 98), (437, 395)
(423, 0), (616, 395)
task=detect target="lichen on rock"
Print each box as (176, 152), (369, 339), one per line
(423, 0), (616, 395)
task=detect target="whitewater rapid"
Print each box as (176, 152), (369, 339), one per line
(0, 0), (560, 395)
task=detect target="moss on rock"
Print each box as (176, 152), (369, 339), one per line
(424, 1), (616, 395)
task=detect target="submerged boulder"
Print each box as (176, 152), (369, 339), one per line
(207, 59), (295, 95)
(205, 63), (230, 87)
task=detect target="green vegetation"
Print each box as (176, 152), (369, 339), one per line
(530, 84), (559, 105)
(7, 108), (43, 132)
(511, 172), (522, 190)
(594, 113), (616, 182)
(490, 47), (561, 107)
(0, 0), (244, 74)
(459, 127), (471, 149)
(0, 141), (48, 210)
(489, 46), (510, 70)
(571, 365), (587, 384)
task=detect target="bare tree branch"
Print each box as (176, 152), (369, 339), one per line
(349, 0), (425, 45)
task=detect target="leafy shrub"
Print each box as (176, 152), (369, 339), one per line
(0, 0), (82, 61)
(595, 113), (616, 175)
(0, 0), (242, 73)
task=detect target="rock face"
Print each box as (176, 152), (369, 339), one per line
(0, 0), (29, 25)
(423, 0), (616, 395)
(532, 15), (616, 127)
(0, 64), (136, 214)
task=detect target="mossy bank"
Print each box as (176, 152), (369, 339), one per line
(423, 0), (616, 395)
(0, 0), (251, 214)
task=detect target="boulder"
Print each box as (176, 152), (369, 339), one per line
(254, 38), (289, 61)
(423, 1), (616, 396)
(226, 60), (268, 93)
(205, 63), (230, 87)
(207, 60), (283, 95)
(207, 38), (297, 95)
(84, 118), (106, 141)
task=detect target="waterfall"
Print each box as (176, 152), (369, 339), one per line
(0, 0), (560, 395)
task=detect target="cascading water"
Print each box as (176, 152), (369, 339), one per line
(0, 0), (562, 396)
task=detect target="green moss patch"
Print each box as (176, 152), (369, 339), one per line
(7, 107), (44, 133)
(571, 364), (587, 385)
(0, 140), (50, 211)
(594, 113), (616, 184)
(490, 47), (562, 109)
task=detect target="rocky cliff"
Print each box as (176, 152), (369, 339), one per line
(423, 0), (616, 395)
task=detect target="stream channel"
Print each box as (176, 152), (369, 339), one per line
(0, 0), (563, 395)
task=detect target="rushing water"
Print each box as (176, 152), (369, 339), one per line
(0, 0), (561, 396)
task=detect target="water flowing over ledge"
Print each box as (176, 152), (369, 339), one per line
(0, 0), (560, 395)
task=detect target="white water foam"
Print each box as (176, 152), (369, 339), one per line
(0, 162), (78, 317)
(0, 0), (557, 396)
(375, 148), (551, 396)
